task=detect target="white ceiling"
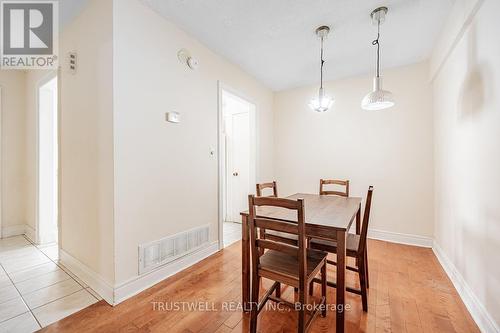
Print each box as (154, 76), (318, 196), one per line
(142, 0), (453, 91)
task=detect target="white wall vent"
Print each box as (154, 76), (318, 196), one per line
(138, 225), (210, 275)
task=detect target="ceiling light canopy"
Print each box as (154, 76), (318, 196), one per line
(309, 25), (334, 112)
(361, 7), (395, 111)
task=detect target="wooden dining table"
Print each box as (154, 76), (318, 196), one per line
(240, 193), (362, 333)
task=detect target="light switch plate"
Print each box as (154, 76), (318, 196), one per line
(166, 112), (180, 123)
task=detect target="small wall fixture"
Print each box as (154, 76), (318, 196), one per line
(309, 26), (334, 112)
(361, 7), (395, 111)
(68, 52), (77, 75)
(177, 48), (199, 70)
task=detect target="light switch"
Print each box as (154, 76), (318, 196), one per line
(166, 112), (180, 123)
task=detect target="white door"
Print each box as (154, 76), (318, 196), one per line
(227, 112), (250, 222)
(223, 91), (252, 223)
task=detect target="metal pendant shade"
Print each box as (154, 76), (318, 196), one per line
(361, 77), (394, 110)
(362, 7), (395, 111)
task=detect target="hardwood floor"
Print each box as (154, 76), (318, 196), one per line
(40, 239), (479, 332)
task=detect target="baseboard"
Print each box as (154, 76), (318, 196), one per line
(433, 242), (500, 333)
(59, 249), (115, 305)
(367, 228), (433, 248)
(24, 225), (36, 243)
(1, 223), (36, 242)
(113, 241), (220, 305)
(1, 224), (27, 238)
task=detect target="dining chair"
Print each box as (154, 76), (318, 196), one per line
(256, 181), (278, 197)
(255, 181), (297, 246)
(248, 195), (328, 333)
(319, 179), (350, 197)
(308, 186), (373, 312)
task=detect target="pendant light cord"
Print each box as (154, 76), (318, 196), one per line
(372, 19), (381, 78)
(320, 36), (324, 89)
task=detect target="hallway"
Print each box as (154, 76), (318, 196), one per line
(0, 236), (101, 331)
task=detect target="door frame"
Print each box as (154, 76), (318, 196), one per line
(0, 87), (2, 238)
(35, 71), (58, 244)
(217, 81), (256, 249)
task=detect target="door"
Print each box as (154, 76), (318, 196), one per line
(226, 111), (250, 222)
(223, 89), (253, 223)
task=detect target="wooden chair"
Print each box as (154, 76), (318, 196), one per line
(319, 179), (349, 197)
(255, 181), (297, 246)
(248, 195), (327, 333)
(309, 186), (374, 312)
(256, 181), (278, 197)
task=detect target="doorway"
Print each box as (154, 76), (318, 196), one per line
(37, 75), (58, 245)
(218, 85), (256, 248)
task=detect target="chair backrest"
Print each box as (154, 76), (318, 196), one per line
(319, 179), (349, 197)
(256, 181), (278, 197)
(358, 186), (374, 254)
(248, 195), (307, 283)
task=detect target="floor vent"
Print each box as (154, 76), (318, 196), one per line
(138, 225), (210, 275)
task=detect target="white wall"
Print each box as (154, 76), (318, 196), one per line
(274, 61), (434, 239)
(58, 0), (115, 285)
(0, 71), (27, 235)
(38, 77), (58, 244)
(432, 0), (500, 330)
(112, 0), (274, 285)
(25, 69), (54, 241)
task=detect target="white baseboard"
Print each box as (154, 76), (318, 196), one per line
(113, 241), (220, 305)
(1, 223), (36, 243)
(59, 249), (115, 305)
(24, 225), (36, 243)
(367, 228), (433, 248)
(433, 242), (499, 333)
(1, 224), (27, 238)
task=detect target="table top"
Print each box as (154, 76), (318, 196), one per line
(241, 193), (362, 232)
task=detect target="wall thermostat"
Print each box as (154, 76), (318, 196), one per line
(166, 112), (180, 123)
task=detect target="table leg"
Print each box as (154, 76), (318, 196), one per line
(336, 230), (346, 333)
(241, 214), (250, 312)
(356, 203), (361, 235)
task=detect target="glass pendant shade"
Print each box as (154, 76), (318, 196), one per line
(309, 87), (334, 112)
(361, 76), (394, 111)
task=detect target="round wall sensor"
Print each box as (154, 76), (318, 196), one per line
(187, 57), (199, 70)
(177, 48), (199, 70)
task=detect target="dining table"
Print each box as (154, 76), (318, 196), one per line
(240, 193), (362, 333)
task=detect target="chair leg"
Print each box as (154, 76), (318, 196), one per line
(276, 282), (281, 298)
(321, 263), (327, 317)
(365, 248), (370, 288)
(309, 280), (314, 296)
(358, 257), (368, 312)
(250, 273), (260, 333)
(298, 289), (306, 333)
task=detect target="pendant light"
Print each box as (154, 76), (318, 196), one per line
(309, 26), (334, 112)
(361, 7), (395, 111)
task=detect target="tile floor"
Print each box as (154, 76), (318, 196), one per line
(223, 222), (241, 248)
(0, 236), (101, 332)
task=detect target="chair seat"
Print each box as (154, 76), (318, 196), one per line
(258, 249), (327, 286)
(309, 234), (360, 257)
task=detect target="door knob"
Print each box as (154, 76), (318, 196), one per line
(233, 172), (239, 176)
